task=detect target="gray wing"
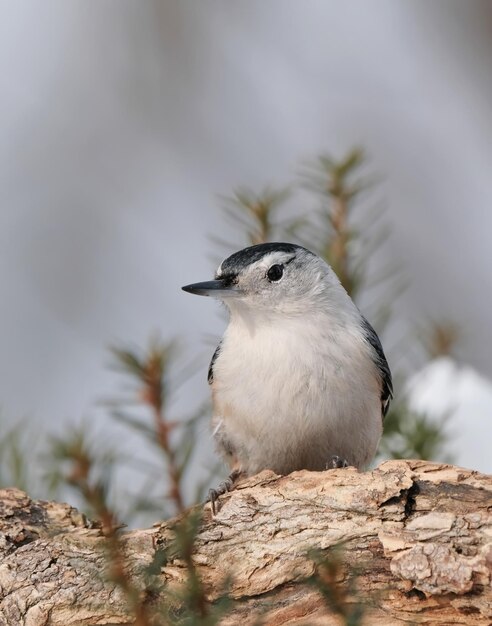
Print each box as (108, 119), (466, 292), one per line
(208, 342), (222, 385)
(361, 316), (393, 418)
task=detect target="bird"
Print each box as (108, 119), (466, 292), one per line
(182, 242), (392, 509)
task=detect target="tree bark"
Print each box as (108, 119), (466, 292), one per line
(0, 459), (490, 625)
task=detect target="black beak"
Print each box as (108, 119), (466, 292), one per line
(181, 279), (238, 298)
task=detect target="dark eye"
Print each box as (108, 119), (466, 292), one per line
(267, 264), (284, 282)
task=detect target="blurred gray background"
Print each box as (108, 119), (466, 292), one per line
(1, 1), (491, 479)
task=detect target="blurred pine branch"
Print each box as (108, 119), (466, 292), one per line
(378, 397), (453, 463)
(0, 420), (39, 493)
(307, 546), (365, 626)
(221, 186), (291, 244)
(108, 335), (208, 518)
(418, 319), (461, 360)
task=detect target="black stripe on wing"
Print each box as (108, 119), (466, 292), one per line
(361, 316), (393, 419)
(208, 342), (222, 385)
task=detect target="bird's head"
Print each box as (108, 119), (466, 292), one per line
(182, 242), (350, 317)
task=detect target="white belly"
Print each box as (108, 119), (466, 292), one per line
(212, 316), (383, 475)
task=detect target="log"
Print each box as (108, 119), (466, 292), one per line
(0, 459), (490, 625)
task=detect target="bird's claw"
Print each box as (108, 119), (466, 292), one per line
(207, 469), (242, 515)
(208, 481), (232, 515)
(208, 488), (220, 516)
(328, 455), (349, 469)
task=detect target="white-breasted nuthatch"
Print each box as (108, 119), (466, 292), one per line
(183, 243), (392, 503)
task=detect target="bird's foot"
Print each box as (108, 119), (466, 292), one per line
(208, 469), (243, 515)
(327, 455), (349, 469)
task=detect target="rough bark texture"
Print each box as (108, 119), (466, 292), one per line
(0, 460), (490, 626)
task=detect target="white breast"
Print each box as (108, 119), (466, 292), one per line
(211, 311), (383, 475)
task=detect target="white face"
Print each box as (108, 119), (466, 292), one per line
(182, 243), (356, 322)
(216, 248), (339, 314)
